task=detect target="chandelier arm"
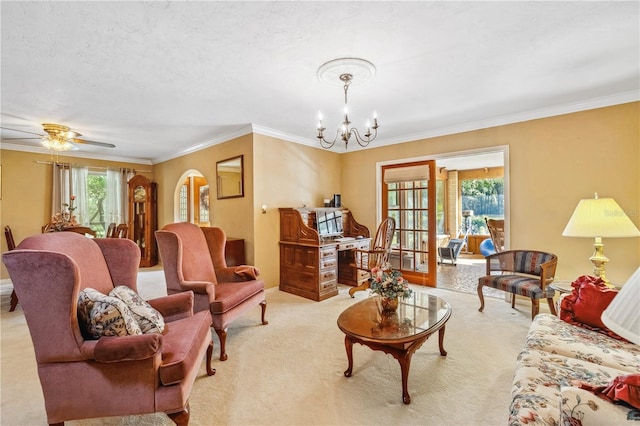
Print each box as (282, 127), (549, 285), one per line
(318, 129), (342, 149)
(349, 127), (378, 148)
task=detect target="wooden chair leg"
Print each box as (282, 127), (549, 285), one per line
(349, 280), (370, 298)
(215, 327), (228, 361)
(167, 403), (190, 426)
(477, 284), (485, 312)
(260, 300), (268, 325)
(531, 299), (540, 320)
(206, 341), (216, 376)
(9, 290), (19, 312)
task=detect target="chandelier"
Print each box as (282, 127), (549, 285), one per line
(316, 58), (380, 150)
(40, 123), (78, 151)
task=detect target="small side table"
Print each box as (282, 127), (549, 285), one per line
(548, 281), (573, 295)
(548, 281), (573, 315)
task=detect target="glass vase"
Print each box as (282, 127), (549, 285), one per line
(380, 296), (399, 313)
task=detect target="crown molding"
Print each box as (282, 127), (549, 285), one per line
(0, 142), (154, 165)
(149, 124), (254, 164)
(369, 90), (640, 150)
(3, 92), (637, 163)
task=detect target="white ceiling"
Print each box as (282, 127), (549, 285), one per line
(1, 1), (638, 167)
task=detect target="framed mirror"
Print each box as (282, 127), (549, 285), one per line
(216, 155), (244, 199)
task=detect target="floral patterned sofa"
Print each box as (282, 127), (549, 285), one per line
(509, 313), (640, 425)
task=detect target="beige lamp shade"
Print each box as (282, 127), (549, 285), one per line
(562, 194), (639, 284)
(562, 196), (640, 238)
(601, 267), (640, 344)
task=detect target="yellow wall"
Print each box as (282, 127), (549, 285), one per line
(342, 102), (639, 284)
(2, 102), (639, 286)
(0, 150), (152, 278)
(153, 134), (255, 259)
(252, 134), (341, 289)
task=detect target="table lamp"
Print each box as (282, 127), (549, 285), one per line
(562, 193), (640, 284)
(601, 266), (640, 344)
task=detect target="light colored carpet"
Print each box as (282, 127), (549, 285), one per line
(0, 267), (543, 426)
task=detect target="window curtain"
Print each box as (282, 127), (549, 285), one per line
(106, 168), (134, 224)
(51, 163), (89, 226)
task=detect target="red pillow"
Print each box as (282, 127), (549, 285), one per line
(572, 280), (618, 329)
(581, 374), (640, 409)
(559, 275), (623, 339)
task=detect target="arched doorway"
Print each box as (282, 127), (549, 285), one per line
(173, 169), (210, 225)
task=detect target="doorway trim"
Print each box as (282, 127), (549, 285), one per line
(173, 169), (206, 223)
(375, 145), (510, 249)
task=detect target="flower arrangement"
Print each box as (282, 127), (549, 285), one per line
(369, 262), (412, 300)
(49, 195), (78, 231)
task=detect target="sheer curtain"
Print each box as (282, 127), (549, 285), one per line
(51, 163), (89, 226)
(106, 168), (134, 224)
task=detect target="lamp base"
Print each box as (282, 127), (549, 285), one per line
(589, 237), (614, 287)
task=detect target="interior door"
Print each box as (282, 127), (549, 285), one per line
(382, 160), (436, 286)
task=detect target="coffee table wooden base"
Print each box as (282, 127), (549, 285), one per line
(343, 326), (447, 404)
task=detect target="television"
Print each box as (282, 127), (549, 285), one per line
(315, 209), (343, 238)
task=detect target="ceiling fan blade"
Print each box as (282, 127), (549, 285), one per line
(1, 137), (41, 140)
(2, 138), (79, 151)
(72, 138), (116, 148)
(0, 126), (44, 137)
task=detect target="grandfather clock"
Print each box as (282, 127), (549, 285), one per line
(128, 175), (158, 267)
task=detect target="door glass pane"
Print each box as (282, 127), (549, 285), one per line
(382, 161), (435, 284)
(388, 210), (400, 226)
(388, 190), (399, 209)
(436, 180), (445, 234)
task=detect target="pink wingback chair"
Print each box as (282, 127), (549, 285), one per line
(155, 223), (267, 361)
(2, 232), (215, 426)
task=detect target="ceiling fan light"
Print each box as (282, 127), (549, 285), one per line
(41, 135), (74, 151)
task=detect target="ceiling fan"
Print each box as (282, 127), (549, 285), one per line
(1, 123), (116, 151)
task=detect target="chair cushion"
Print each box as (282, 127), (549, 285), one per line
(479, 274), (554, 299)
(109, 286), (165, 334)
(159, 310), (212, 386)
(211, 280), (265, 314)
(78, 288), (143, 339)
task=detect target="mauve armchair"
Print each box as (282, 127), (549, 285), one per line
(156, 222), (267, 361)
(2, 232), (215, 426)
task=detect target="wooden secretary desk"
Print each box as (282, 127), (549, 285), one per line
(279, 207), (372, 301)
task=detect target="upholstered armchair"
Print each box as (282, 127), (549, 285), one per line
(156, 222), (267, 361)
(2, 232), (215, 426)
(477, 249), (558, 319)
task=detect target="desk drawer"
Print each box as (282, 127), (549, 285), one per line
(320, 257), (337, 270)
(319, 269), (337, 284)
(320, 246), (337, 259)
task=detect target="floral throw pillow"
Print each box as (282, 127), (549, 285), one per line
(77, 288), (142, 339)
(109, 286), (165, 334)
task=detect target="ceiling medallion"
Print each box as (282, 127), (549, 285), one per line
(316, 58), (379, 150)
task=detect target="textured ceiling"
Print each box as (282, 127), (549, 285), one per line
(1, 1), (638, 165)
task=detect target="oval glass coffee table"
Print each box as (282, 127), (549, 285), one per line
(337, 292), (452, 404)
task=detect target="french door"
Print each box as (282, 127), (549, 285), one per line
(382, 160), (436, 286)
